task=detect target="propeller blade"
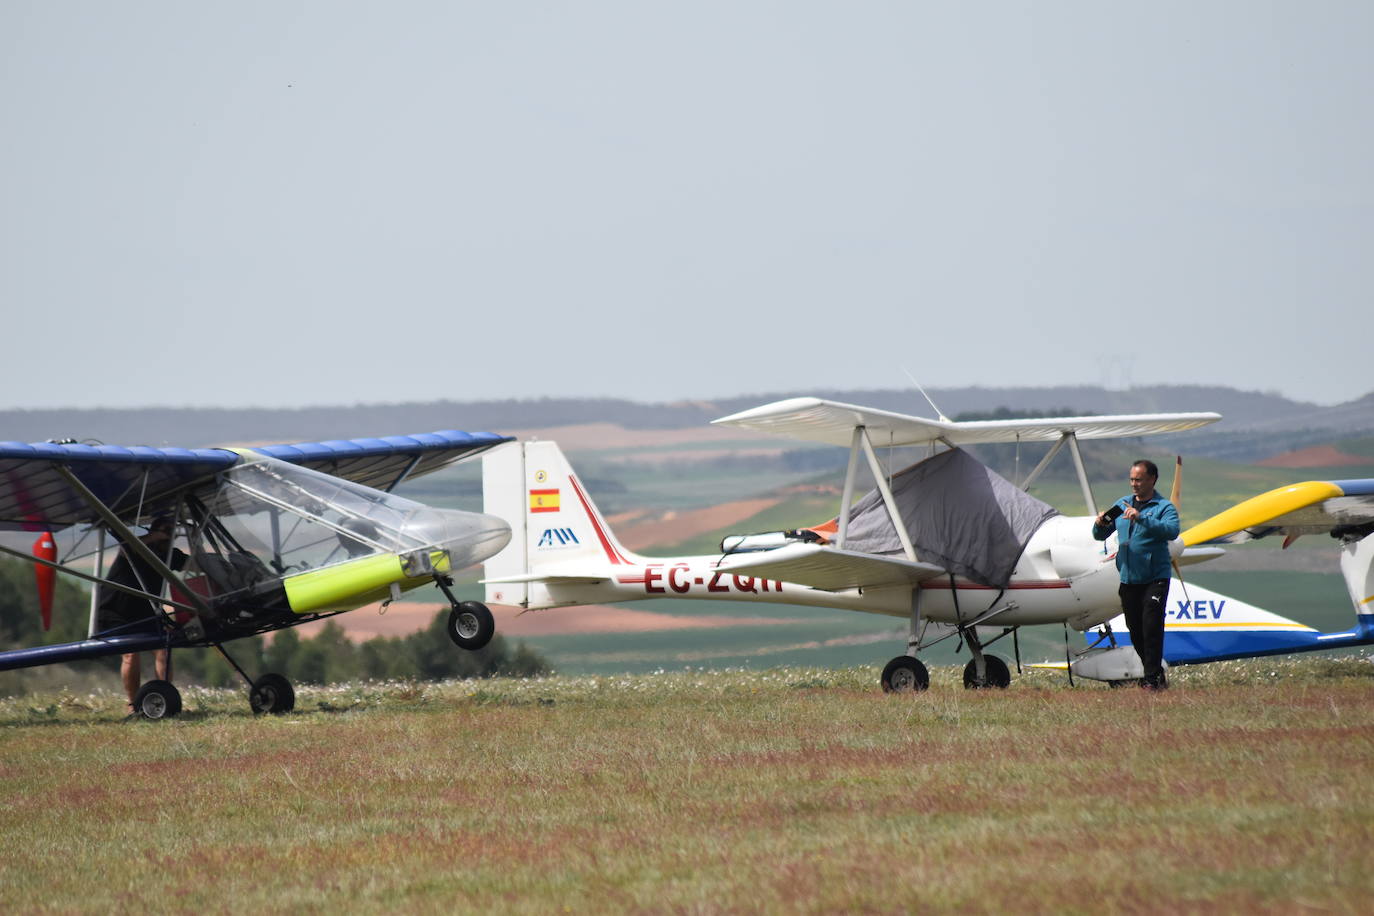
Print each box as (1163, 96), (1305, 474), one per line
(1169, 455), (1182, 511)
(33, 532), (56, 631)
(1168, 456), (1191, 603)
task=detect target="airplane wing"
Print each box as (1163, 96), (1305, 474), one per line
(714, 542), (947, 591)
(1181, 479), (1374, 545)
(0, 430), (513, 532)
(0, 442), (239, 531)
(712, 397), (1220, 448)
(254, 430), (512, 491)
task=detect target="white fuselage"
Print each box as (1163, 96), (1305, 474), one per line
(503, 513), (1124, 632)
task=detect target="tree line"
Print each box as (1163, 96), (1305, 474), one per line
(0, 556), (549, 694)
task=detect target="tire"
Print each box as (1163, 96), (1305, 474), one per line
(133, 680), (182, 720)
(962, 654), (1011, 689)
(250, 672), (295, 715)
(880, 656), (930, 693)
(447, 601), (495, 651)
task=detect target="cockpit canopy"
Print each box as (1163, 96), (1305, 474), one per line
(187, 455), (508, 599)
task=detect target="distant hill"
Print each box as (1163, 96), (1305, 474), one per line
(2, 385), (1370, 463)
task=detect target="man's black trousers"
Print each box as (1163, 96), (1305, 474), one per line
(1119, 579), (1170, 686)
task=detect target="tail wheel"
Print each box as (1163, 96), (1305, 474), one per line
(447, 601), (495, 651)
(250, 673), (295, 715)
(133, 680), (182, 720)
(881, 656), (930, 693)
(962, 655), (1011, 689)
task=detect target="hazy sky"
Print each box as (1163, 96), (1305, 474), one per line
(2, 2), (1370, 411)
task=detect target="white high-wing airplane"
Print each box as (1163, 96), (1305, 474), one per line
(481, 397), (1226, 691)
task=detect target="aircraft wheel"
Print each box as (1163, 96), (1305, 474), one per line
(250, 673), (295, 715)
(881, 656), (929, 693)
(962, 655), (1011, 689)
(133, 680), (182, 720)
(447, 601), (495, 651)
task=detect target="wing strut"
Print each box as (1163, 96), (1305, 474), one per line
(835, 428), (863, 549)
(52, 466), (214, 619)
(1065, 433), (1098, 515)
(384, 453), (425, 493)
(1018, 435), (1069, 491)
(835, 425), (919, 563)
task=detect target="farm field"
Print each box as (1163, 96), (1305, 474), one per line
(2, 658), (1372, 913)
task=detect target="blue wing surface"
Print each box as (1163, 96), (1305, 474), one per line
(0, 430), (512, 532)
(254, 430), (511, 491)
(0, 442), (237, 532)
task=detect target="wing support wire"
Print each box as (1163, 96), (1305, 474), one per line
(52, 465), (214, 620)
(0, 538), (203, 619)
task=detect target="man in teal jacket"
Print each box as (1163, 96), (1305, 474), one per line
(1092, 459), (1180, 689)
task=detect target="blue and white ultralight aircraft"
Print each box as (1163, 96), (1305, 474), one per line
(0, 430), (512, 718)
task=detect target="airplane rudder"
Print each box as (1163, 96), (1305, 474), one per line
(521, 440), (630, 564)
(1339, 531), (1374, 627)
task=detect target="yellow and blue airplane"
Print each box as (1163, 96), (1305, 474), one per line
(1066, 478), (1374, 682)
(0, 430), (512, 718)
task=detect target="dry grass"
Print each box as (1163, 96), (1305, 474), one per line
(2, 657), (1372, 913)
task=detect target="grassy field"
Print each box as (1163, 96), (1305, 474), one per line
(3, 658), (1372, 913)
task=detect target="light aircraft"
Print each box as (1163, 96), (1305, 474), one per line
(0, 431), (513, 718)
(1061, 477), (1374, 682)
(480, 397), (1231, 691)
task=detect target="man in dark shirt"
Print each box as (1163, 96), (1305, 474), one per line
(97, 516), (189, 713)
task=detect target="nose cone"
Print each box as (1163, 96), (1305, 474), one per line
(401, 508), (511, 572)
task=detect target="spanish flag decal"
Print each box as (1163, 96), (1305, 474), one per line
(529, 488), (560, 513)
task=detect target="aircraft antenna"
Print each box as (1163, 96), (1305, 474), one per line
(902, 368), (950, 422)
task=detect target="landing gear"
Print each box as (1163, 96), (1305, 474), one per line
(962, 654), (1011, 689)
(881, 656), (930, 693)
(133, 679), (182, 720)
(447, 601), (495, 651)
(211, 643), (296, 716)
(250, 673), (295, 715)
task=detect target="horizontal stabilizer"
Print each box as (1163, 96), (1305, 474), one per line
(1175, 546), (1226, 567)
(715, 542), (946, 591)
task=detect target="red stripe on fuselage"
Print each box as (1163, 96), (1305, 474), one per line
(922, 579), (1072, 591)
(567, 474), (632, 565)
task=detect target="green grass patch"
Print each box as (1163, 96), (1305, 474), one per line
(2, 658), (1372, 912)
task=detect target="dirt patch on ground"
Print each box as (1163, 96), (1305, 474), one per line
(297, 601), (800, 642)
(606, 485), (838, 551)
(1256, 445), (1370, 468)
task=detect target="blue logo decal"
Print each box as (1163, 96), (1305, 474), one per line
(1173, 599), (1226, 620)
(537, 528), (580, 549)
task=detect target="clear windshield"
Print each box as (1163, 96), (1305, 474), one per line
(187, 456), (508, 593)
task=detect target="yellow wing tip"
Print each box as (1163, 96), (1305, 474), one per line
(1181, 480), (1344, 546)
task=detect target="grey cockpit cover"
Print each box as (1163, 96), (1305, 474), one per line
(838, 448), (1060, 588)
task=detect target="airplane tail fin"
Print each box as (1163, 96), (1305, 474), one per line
(481, 440), (637, 607)
(1339, 528), (1374, 637)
